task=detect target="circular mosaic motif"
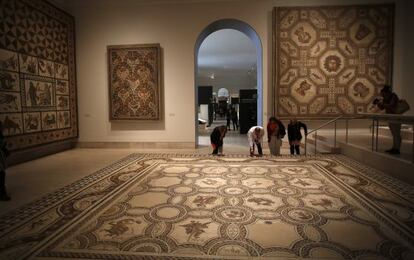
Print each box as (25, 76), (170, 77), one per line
(209, 241), (258, 256)
(202, 167), (228, 174)
(266, 172), (287, 179)
(149, 204), (186, 223)
(281, 207), (322, 225)
(224, 172), (246, 179)
(168, 185), (197, 196)
(219, 186), (249, 197)
(319, 50), (345, 76)
(240, 167), (268, 175)
(323, 55), (342, 73)
(271, 186), (303, 198)
(214, 206), (253, 224)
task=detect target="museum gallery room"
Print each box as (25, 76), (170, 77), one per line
(1, 0), (414, 259)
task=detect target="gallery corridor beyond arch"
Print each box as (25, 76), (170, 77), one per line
(194, 19), (263, 146)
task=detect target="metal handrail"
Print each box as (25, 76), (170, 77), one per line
(306, 115), (344, 136)
(305, 116), (343, 155)
(303, 112), (414, 163)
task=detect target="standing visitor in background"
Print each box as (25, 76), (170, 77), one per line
(210, 125), (227, 156)
(373, 85), (408, 155)
(288, 119), (307, 155)
(248, 126), (265, 157)
(226, 109), (231, 131)
(231, 108), (239, 131)
(267, 116), (286, 156)
(0, 122), (11, 201)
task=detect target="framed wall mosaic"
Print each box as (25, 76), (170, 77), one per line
(273, 4), (394, 118)
(107, 44), (162, 121)
(0, 0), (77, 151)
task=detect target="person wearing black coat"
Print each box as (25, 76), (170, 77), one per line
(210, 125), (227, 156)
(0, 122), (11, 201)
(288, 119), (307, 155)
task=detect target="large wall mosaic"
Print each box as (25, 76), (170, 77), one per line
(274, 4), (394, 118)
(0, 0), (77, 151)
(108, 44), (162, 121)
(0, 153), (413, 259)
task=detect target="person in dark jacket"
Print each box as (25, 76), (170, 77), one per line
(267, 116), (286, 155)
(373, 85), (401, 154)
(231, 108), (238, 131)
(210, 125), (227, 156)
(0, 122), (11, 201)
(288, 119), (307, 155)
(225, 109), (231, 131)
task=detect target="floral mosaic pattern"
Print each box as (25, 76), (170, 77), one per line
(108, 44), (161, 120)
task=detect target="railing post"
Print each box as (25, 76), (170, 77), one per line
(371, 119), (375, 151)
(334, 121), (337, 148)
(314, 131), (317, 155)
(345, 119), (349, 144)
(305, 134), (307, 156)
(375, 119), (379, 152)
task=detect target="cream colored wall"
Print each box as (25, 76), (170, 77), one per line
(68, 0), (410, 144)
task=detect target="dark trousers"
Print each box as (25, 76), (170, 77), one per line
(0, 170), (5, 194)
(212, 141), (223, 155)
(290, 145), (300, 155)
(226, 119), (231, 129)
(252, 142), (263, 155)
(232, 120), (238, 131)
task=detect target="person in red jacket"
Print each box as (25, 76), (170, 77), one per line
(267, 116), (286, 155)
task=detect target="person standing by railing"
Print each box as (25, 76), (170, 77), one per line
(373, 85), (404, 155)
(288, 119), (307, 155)
(0, 122), (11, 201)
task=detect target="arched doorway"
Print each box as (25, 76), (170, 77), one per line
(194, 19), (263, 146)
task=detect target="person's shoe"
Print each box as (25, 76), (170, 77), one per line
(389, 149), (400, 155)
(0, 193), (11, 201)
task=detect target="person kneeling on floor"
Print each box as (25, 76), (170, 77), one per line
(248, 126), (265, 157)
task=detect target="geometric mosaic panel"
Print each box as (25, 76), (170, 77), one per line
(0, 0), (77, 151)
(274, 5), (394, 118)
(0, 154), (413, 259)
(108, 44), (162, 121)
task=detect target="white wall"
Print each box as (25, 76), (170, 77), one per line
(66, 0), (412, 144)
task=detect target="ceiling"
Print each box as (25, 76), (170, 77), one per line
(197, 29), (257, 78)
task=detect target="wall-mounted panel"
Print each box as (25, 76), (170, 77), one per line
(274, 4), (394, 118)
(0, 0), (77, 151)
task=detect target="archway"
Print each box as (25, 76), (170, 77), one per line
(194, 19), (263, 146)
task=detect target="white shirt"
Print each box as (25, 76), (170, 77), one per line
(247, 126), (264, 147)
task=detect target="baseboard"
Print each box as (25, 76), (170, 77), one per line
(76, 141), (196, 149)
(6, 139), (77, 166)
(339, 142), (414, 186)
